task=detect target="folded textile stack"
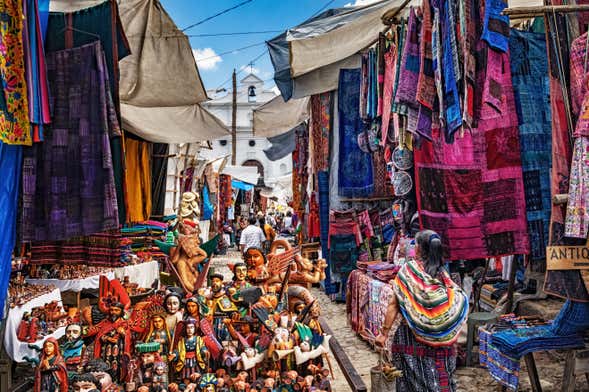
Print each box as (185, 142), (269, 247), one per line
(121, 221), (168, 263)
(491, 325), (585, 358)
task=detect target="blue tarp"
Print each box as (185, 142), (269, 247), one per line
(231, 179), (254, 191)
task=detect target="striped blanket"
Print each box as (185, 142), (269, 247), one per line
(394, 258), (468, 346)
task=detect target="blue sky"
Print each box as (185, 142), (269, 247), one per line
(159, 0), (377, 92)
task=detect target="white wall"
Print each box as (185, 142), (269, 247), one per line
(200, 74), (293, 188)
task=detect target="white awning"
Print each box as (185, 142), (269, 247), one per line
(253, 96), (309, 137)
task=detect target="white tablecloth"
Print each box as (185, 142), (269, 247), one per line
(26, 271), (115, 292)
(113, 260), (159, 288)
(4, 288), (66, 362)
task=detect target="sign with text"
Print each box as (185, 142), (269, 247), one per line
(546, 246), (589, 270)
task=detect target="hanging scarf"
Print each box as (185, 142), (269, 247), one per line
(0, 0), (31, 145)
(394, 258), (469, 347)
(481, 0), (510, 53)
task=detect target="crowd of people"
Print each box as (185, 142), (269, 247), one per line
(223, 210), (299, 254)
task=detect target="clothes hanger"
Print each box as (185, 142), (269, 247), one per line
(56, 13), (100, 40)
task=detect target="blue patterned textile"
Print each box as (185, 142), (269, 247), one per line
(509, 29), (552, 263)
(318, 170), (334, 293)
(337, 68), (373, 197)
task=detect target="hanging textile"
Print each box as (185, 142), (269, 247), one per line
(318, 170), (333, 292)
(20, 41), (120, 241)
(414, 44), (529, 260)
(381, 40), (397, 146)
(202, 185), (214, 221)
(46, 0), (131, 224)
(338, 68), (374, 197)
(565, 32), (589, 239)
(292, 124), (309, 218)
(0, 0), (31, 145)
(124, 138), (152, 223)
(307, 192), (320, 239)
(481, 0), (510, 53)
(543, 15), (589, 302)
(310, 92), (332, 173)
(150, 143), (168, 218)
(509, 30), (553, 265)
(23, 0), (51, 142)
(0, 143), (22, 315)
(394, 8), (420, 135)
(438, 0), (462, 138)
(415, 0), (435, 140)
(218, 174), (232, 225)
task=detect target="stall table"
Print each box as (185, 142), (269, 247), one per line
(113, 260), (159, 289)
(26, 271), (115, 292)
(3, 288), (66, 362)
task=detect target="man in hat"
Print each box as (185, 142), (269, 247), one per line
(85, 302), (132, 382)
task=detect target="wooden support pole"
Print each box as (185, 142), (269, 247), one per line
(524, 353), (543, 392)
(505, 256), (519, 313)
(503, 4), (589, 16)
(232, 69), (237, 166)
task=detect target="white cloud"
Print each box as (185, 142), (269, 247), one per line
(345, 0), (381, 6)
(192, 48), (222, 71)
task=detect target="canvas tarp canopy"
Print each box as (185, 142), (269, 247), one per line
(50, 0), (229, 143)
(253, 95), (309, 137)
(267, 0), (402, 100)
(218, 165), (260, 186)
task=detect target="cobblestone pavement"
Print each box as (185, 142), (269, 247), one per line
(210, 252), (589, 392)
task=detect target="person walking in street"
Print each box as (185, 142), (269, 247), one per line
(375, 229), (468, 392)
(239, 216), (266, 253)
(259, 216), (276, 254)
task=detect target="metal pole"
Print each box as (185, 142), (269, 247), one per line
(232, 69), (237, 166)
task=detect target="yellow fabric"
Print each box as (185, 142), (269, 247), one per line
(124, 138), (152, 222)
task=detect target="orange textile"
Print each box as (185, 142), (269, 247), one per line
(124, 138), (151, 222)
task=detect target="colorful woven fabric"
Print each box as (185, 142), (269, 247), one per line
(417, 0), (435, 110)
(490, 324), (585, 358)
(338, 68), (374, 197)
(45, 0), (131, 224)
(125, 138), (152, 223)
(292, 124), (309, 218)
(479, 328), (520, 390)
(30, 231), (123, 267)
(394, 258), (469, 346)
(481, 0), (510, 53)
(415, 44), (529, 261)
(509, 30), (552, 263)
(23, 0), (51, 142)
(318, 170), (333, 292)
(565, 137), (589, 238)
(218, 174), (232, 225)
(394, 7), (420, 119)
(390, 323), (457, 392)
(569, 32), (589, 137)
(20, 42), (120, 242)
(381, 44), (397, 146)
(543, 14), (589, 302)
(0, 0), (31, 145)
(440, 0), (462, 137)
(310, 92), (331, 173)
